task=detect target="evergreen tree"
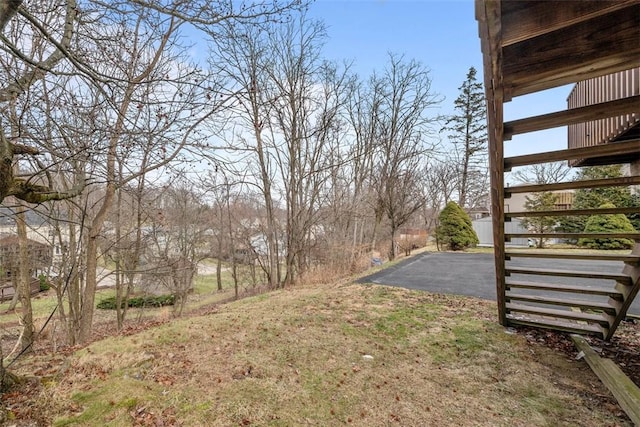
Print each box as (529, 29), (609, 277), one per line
(442, 67), (488, 209)
(577, 203), (636, 249)
(521, 192), (558, 248)
(436, 201), (479, 251)
(556, 165), (639, 235)
(572, 165), (632, 209)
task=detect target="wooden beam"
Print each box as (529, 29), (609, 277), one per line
(504, 96), (640, 140)
(505, 207), (640, 218)
(506, 302), (610, 325)
(504, 251), (640, 263)
(505, 176), (640, 195)
(505, 232), (640, 240)
(502, 6), (640, 98)
(505, 292), (618, 314)
(504, 139), (640, 169)
(476, 0), (507, 326)
(501, 0), (638, 47)
(571, 334), (640, 425)
(505, 267), (631, 283)
(509, 316), (604, 336)
(505, 280), (624, 298)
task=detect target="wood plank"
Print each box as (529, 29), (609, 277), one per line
(571, 334), (640, 425)
(504, 95), (639, 140)
(501, 0), (638, 47)
(505, 232), (640, 241)
(504, 292), (617, 314)
(505, 207), (640, 218)
(505, 280), (624, 298)
(504, 250), (640, 264)
(506, 302), (611, 326)
(504, 139), (640, 169)
(505, 266), (631, 283)
(507, 315), (605, 336)
(476, 0), (507, 326)
(505, 176), (640, 195)
(502, 6), (640, 98)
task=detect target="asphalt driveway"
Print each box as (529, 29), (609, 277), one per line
(358, 251), (640, 315)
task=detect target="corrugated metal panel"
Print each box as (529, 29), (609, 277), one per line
(568, 68), (640, 164)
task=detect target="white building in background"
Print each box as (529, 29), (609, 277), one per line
(472, 216), (529, 248)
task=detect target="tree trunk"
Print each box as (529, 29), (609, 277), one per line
(79, 234), (101, 343)
(389, 226), (397, 261)
(253, 118), (280, 289)
(16, 206), (34, 353)
(0, 341), (4, 391)
(216, 254), (223, 291)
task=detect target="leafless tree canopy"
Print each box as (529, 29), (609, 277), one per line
(0, 0), (486, 360)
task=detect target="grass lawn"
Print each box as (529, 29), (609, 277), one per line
(4, 279), (630, 426)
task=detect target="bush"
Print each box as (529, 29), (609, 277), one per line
(97, 294), (175, 310)
(38, 274), (51, 291)
(436, 201), (479, 251)
(577, 203), (636, 250)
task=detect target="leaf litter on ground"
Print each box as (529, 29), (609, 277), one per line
(1, 281), (638, 426)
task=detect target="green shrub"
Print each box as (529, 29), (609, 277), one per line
(97, 294), (175, 310)
(38, 274), (51, 291)
(436, 201), (479, 251)
(577, 202), (636, 250)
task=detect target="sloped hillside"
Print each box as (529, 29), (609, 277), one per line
(3, 282), (633, 426)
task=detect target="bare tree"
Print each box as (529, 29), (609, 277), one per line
(0, 0), (306, 346)
(369, 54), (441, 259)
(342, 76), (383, 261)
(266, 14), (352, 284)
(143, 182), (210, 315)
(511, 161), (572, 185)
(0, 0), (85, 204)
(422, 158), (457, 233)
(209, 21), (283, 288)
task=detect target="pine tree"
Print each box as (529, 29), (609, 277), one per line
(436, 201), (479, 251)
(573, 165), (632, 209)
(578, 203), (636, 249)
(557, 165), (639, 235)
(442, 67), (488, 209)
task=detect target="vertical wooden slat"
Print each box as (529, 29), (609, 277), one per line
(477, 0), (507, 325)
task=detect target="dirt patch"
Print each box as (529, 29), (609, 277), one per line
(516, 319), (640, 387)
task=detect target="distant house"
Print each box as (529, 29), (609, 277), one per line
(0, 234), (52, 301)
(466, 208), (491, 220)
(0, 207), (71, 265)
(504, 190), (574, 213)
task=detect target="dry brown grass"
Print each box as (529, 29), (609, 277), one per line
(4, 280), (631, 426)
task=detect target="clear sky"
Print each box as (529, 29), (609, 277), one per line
(308, 0), (572, 160)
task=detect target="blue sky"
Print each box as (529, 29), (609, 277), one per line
(309, 0), (572, 159)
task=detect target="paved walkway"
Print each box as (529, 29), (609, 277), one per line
(358, 251), (639, 315)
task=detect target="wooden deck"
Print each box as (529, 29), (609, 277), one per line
(476, 0), (640, 340)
